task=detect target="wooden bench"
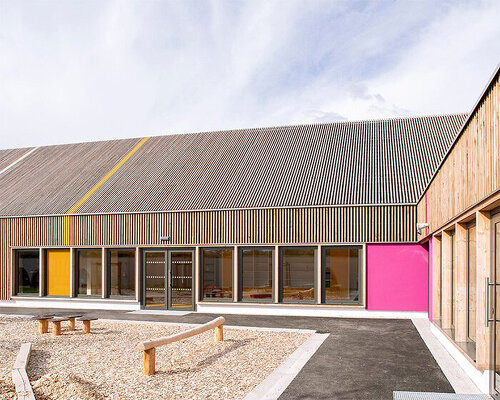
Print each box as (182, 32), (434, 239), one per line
(137, 316), (225, 375)
(32, 315), (54, 334)
(51, 317), (70, 335)
(77, 317), (98, 334)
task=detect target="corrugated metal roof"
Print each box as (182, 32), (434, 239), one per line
(0, 114), (466, 216)
(0, 147), (35, 173)
(0, 138), (142, 216)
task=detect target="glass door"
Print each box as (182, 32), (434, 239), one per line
(169, 251), (194, 309)
(144, 251), (166, 309)
(144, 249), (194, 310)
(492, 216), (500, 398)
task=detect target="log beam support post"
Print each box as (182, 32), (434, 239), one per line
(38, 320), (49, 334)
(215, 325), (223, 342)
(52, 321), (61, 336)
(143, 348), (155, 376)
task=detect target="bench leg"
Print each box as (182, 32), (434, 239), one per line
(215, 325), (223, 342)
(52, 321), (61, 336)
(68, 317), (75, 331)
(143, 348), (155, 375)
(38, 320), (49, 334)
(83, 320), (91, 334)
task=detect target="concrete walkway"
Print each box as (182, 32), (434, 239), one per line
(0, 307), (458, 399)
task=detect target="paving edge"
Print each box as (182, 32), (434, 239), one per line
(12, 342), (35, 400)
(411, 318), (483, 394)
(243, 332), (329, 400)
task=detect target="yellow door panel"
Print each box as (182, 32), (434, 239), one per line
(46, 249), (70, 296)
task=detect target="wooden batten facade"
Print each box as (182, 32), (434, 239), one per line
(0, 204), (416, 300)
(416, 65), (500, 383)
(417, 69), (500, 237)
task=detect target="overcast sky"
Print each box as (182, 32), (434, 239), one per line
(0, 0), (499, 150)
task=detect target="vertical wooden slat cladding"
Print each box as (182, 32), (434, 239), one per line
(0, 205), (416, 299)
(417, 70), (500, 236)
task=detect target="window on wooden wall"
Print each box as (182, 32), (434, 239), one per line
(467, 223), (477, 343)
(322, 246), (362, 305)
(77, 249), (102, 297)
(201, 248), (233, 300)
(280, 247), (316, 303)
(239, 247), (274, 302)
(15, 250), (39, 296)
(108, 249), (135, 298)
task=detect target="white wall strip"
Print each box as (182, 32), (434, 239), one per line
(197, 303), (427, 319)
(0, 147), (38, 176)
(244, 332), (329, 400)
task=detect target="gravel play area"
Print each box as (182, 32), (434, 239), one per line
(0, 315), (310, 400)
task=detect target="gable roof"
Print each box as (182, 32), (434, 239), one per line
(0, 113), (467, 217)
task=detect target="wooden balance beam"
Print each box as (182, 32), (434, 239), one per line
(136, 316), (225, 375)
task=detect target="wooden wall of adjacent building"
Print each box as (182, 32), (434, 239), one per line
(417, 70), (500, 237)
(0, 204), (416, 299)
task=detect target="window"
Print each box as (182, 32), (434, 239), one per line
(322, 246), (362, 304)
(280, 247), (316, 303)
(201, 248), (233, 300)
(239, 247), (274, 302)
(77, 250), (102, 297)
(108, 249), (135, 298)
(15, 250), (39, 295)
(467, 224), (476, 343)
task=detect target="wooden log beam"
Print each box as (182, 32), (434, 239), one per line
(137, 317), (226, 376)
(137, 317), (225, 351)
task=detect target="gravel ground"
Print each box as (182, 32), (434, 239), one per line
(0, 316), (310, 400)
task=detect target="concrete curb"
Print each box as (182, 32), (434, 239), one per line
(411, 318), (483, 394)
(243, 332), (329, 400)
(12, 342), (35, 400)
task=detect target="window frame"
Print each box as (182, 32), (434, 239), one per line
(75, 248), (103, 298)
(278, 246), (318, 304)
(14, 249), (40, 297)
(466, 221), (476, 343)
(106, 248), (136, 299)
(321, 245), (363, 305)
(238, 246), (275, 303)
(199, 247), (234, 302)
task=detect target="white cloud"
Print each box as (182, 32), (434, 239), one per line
(0, 0), (498, 149)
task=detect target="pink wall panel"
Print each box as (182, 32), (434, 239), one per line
(366, 243), (429, 312)
(428, 239), (433, 320)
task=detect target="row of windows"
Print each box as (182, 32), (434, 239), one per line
(15, 245), (363, 306)
(15, 249), (135, 298)
(200, 246), (362, 305)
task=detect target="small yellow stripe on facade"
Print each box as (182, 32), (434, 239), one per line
(67, 137), (150, 215)
(63, 215), (70, 246)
